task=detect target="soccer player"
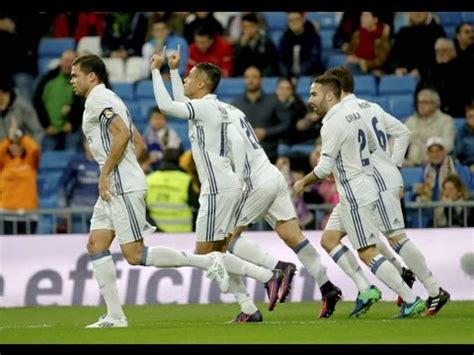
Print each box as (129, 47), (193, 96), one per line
(150, 48), (286, 319)
(71, 54), (235, 328)
(322, 66), (449, 316)
(166, 46), (342, 320)
(293, 74), (427, 318)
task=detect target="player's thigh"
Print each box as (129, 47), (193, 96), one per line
(341, 202), (380, 251)
(264, 174), (297, 229)
(235, 181), (280, 227)
(111, 190), (156, 245)
(376, 188), (405, 237)
(321, 204), (347, 249)
(196, 189), (241, 243)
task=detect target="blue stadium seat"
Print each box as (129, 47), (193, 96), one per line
(263, 12), (288, 31)
(437, 12), (463, 26)
(401, 167), (423, 191)
(443, 25), (456, 39)
(326, 53), (347, 69)
(454, 118), (465, 135)
(262, 77), (279, 93)
(38, 172), (63, 198)
(319, 29), (335, 50)
(37, 215), (54, 234)
(138, 99), (158, 122)
(354, 75), (377, 96)
(270, 30), (283, 46)
(112, 83), (135, 101)
(125, 102), (143, 124)
(215, 77), (245, 97)
(38, 57), (60, 76)
(369, 96), (390, 113)
(38, 38), (76, 57)
(39, 150), (75, 172)
(378, 75), (417, 96)
(295, 76), (312, 97)
(134, 121), (148, 134)
(168, 119), (190, 150)
(462, 12), (474, 24)
(388, 95), (415, 120)
(135, 80), (171, 100)
(307, 12), (338, 30)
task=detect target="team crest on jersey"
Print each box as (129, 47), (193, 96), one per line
(103, 109), (115, 119)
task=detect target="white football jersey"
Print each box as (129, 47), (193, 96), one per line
(342, 94), (410, 191)
(219, 102), (276, 190)
(314, 100), (379, 208)
(82, 84), (146, 195)
(152, 69), (241, 194)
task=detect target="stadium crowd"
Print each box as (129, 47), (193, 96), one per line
(0, 11), (473, 234)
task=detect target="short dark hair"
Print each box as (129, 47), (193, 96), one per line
(195, 62), (221, 93)
(241, 12), (259, 24)
(72, 55), (107, 83)
(313, 74), (342, 99)
(325, 66), (354, 93)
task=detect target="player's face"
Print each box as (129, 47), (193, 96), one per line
(183, 67), (201, 98)
(308, 83), (328, 117)
(70, 65), (91, 97)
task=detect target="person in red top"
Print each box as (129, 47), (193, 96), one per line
(186, 24), (233, 77)
(344, 12), (391, 76)
(0, 118), (40, 234)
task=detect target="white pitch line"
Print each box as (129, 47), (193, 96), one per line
(0, 324), (52, 330)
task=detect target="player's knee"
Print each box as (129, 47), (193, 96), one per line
(87, 239), (102, 254)
(320, 233), (337, 252)
(123, 252), (141, 265)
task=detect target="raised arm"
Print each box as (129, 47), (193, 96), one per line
(168, 44), (189, 103)
(151, 48), (194, 119)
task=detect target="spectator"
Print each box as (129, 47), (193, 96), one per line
(386, 12), (445, 79)
(57, 136), (100, 233)
(405, 88), (455, 166)
(278, 12), (323, 78)
(275, 77), (320, 157)
(0, 75), (43, 145)
(142, 14), (189, 78)
(434, 174), (474, 227)
(455, 104), (474, 173)
(33, 49), (83, 151)
(416, 38), (474, 117)
(186, 24), (233, 77)
(101, 12), (148, 59)
(0, 119), (40, 234)
(414, 136), (471, 202)
(344, 11), (391, 76)
(454, 23), (474, 59)
(233, 12), (280, 77)
(183, 12), (224, 44)
(305, 143), (339, 229)
(142, 107), (182, 173)
(51, 12), (105, 42)
(145, 148), (197, 232)
(0, 15), (36, 100)
(232, 66), (292, 163)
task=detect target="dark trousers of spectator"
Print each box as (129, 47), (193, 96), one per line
(3, 221), (37, 234)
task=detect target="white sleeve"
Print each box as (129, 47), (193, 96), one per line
(227, 123), (247, 179)
(382, 110), (411, 168)
(170, 69), (189, 102)
(366, 120), (378, 154)
(313, 122), (340, 179)
(152, 68), (194, 120)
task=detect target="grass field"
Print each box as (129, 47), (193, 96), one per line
(1, 301), (473, 344)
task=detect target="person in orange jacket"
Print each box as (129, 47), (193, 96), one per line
(0, 118), (40, 234)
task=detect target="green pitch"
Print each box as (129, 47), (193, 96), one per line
(1, 301), (473, 344)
